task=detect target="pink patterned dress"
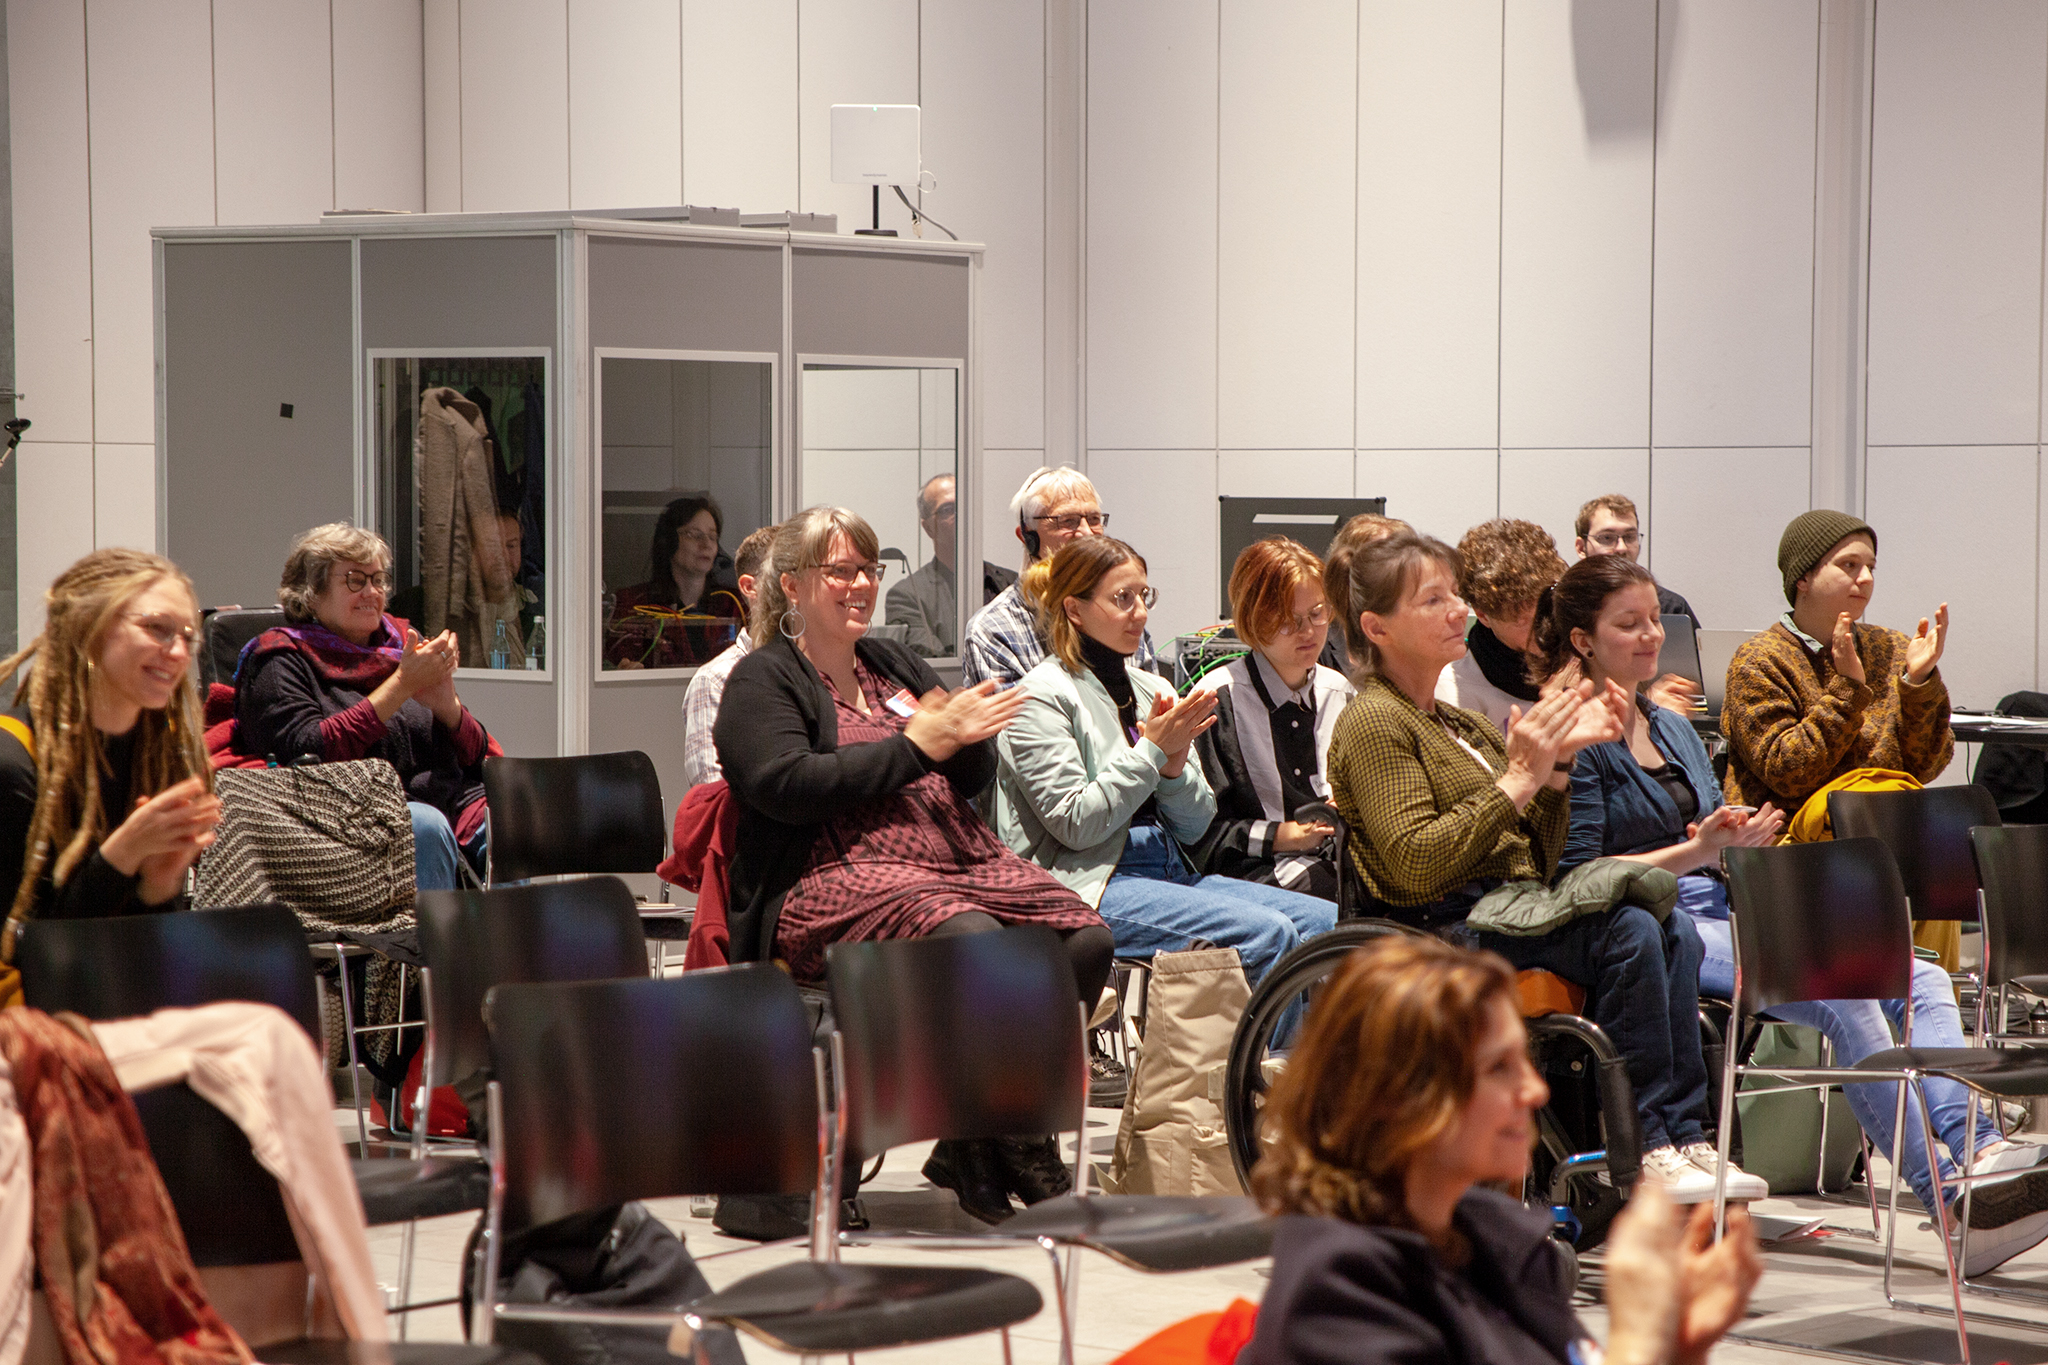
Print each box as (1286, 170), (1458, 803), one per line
(772, 661), (1102, 981)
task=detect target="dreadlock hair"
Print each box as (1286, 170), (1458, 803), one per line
(0, 549), (211, 925)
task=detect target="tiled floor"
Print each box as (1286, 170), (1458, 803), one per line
(356, 1106), (2048, 1365)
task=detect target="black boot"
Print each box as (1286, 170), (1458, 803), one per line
(995, 1134), (1074, 1206)
(923, 1138), (1016, 1223)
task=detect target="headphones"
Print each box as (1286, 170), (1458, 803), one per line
(1017, 468), (1057, 560)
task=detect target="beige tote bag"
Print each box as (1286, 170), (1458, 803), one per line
(1100, 945), (1249, 1196)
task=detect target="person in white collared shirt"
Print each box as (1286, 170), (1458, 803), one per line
(679, 522), (781, 789)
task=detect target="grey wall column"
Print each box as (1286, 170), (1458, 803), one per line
(1811, 0), (1876, 516)
(1044, 0), (1086, 471)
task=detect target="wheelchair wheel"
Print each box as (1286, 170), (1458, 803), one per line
(1223, 919), (1418, 1187)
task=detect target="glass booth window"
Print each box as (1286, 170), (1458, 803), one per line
(600, 356), (774, 672)
(373, 354), (548, 671)
(799, 365), (960, 658)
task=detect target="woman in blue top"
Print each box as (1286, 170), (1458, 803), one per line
(1541, 553), (2048, 1274)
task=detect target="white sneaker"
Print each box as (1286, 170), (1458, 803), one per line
(1640, 1144), (1723, 1203)
(1971, 1139), (2048, 1178)
(1679, 1141), (1770, 1202)
(1956, 1166), (2048, 1277)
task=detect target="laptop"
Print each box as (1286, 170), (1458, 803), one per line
(1698, 629), (1762, 714)
(1655, 616), (1703, 694)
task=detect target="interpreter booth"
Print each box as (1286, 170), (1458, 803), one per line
(153, 212), (983, 811)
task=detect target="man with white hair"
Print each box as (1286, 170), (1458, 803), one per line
(961, 465), (1157, 687)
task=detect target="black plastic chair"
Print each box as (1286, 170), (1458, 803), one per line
(1970, 824), (2048, 1038)
(480, 751), (688, 955)
(826, 925), (1272, 1360)
(200, 605), (286, 688)
(14, 904), (492, 1328)
(477, 969), (1044, 1358)
(1829, 784), (2001, 1001)
(1719, 838), (2048, 1359)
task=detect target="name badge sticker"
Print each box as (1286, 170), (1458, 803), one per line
(884, 688), (920, 718)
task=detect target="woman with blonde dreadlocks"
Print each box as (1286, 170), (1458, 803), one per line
(0, 549), (221, 935)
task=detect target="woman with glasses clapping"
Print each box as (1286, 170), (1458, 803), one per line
(234, 522), (492, 889)
(1184, 538), (1354, 901)
(0, 549), (222, 949)
(994, 537), (1335, 987)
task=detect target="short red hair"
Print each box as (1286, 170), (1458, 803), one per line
(1228, 537), (1326, 651)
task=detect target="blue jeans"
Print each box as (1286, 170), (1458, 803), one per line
(409, 802), (461, 892)
(1473, 904), (1710, 1152)
(1096, 826), (1336, 985)
(1687, 879), (1990, 1214)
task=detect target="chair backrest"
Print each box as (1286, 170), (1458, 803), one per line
(16, 902), (321, 1039)
(1724, 838), (1916, 1013)
(1826, 783), (2002, 921)
(1970, 823), (2048, 988)
(482, 751), (666, 883)
(415, 877), (650, 1087)
(825, 925), (1085, 1163)
(14, 903), (315, 1266)
(200, 606), (286, 689)
(486, 968), (818, 1231)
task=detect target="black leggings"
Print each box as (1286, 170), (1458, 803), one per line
(927, 911), (1115, 1011)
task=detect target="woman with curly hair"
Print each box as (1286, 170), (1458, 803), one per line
(1435, 518), (1567, 735)
(0, 549), (221, 953)
(1245, 934), (1761, 1365)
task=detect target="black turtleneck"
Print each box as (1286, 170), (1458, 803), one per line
(1466, 621), (1542, 703)
(1078, 630), (1160, 826)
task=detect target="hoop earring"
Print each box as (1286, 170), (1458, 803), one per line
(779, 609), (806, 640)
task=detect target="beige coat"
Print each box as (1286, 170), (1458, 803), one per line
(418, 388), (516, 661)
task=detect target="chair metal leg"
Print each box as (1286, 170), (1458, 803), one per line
(1042, 1236), (1075, 1365)
(1000, 1326), (1014, 1365)
(1712, 1019), (1742, 1239)
(1915, 1078), (1973, 1365)
(331, 949), (369, 1153)
(1815, 1036), (1834, 1191)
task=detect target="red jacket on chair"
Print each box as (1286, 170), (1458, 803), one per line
(658, 781), (739, 971)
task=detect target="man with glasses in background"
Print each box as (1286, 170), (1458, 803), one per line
(885, 473), (1018, 658)
(1575, 493), (1700, 628)
(962, 465), (1157, 688)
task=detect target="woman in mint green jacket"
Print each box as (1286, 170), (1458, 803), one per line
(995, 538), (1334, 984)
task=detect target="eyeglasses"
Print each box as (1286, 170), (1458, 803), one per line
(127, 614), (197, 652)
(1273, 603), (1333, 637)
(1034, 511), (1109, 534)
(817, 560), (888, 587)
(340, 569), (393, 594)
(677, 529), (721, 547)
(1588, 530), (1642, 550)
(1092, 585), (1157, 613)
(929, 503), (958, 522)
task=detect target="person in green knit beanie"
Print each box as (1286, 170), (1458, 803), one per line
(1721, 507), (1952, 820)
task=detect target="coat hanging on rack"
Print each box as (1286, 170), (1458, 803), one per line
(418, 387), (518, 662)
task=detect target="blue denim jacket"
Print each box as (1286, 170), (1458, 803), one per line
(1560, 697), (1723, 876)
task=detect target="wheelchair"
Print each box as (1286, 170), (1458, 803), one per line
(1221, 801), (1649, 1252)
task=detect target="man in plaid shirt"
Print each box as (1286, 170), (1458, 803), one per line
(962, 465), (1157, 687)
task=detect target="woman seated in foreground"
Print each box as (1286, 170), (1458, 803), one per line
(1245, 934), (1762, 1365)
(1326, 530), (1760, 1203)
(0, 550), (222, 947)
(1545, 552), (2048, 1275)
(1187, 537), (1354, 900)
(234, 522), (490, 889)
(713, 506), (1111, 1223)
(994, 537), (1335, 987)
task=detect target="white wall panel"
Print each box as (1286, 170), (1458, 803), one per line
(424, 0), (461, 211)
(1088, 451), (1219, 643)
(1356, 450), (1499, 546)
(922, 0), (1044, 452)
(569, 0), (681, 209)
(1867, 1), (2047, 447)
(93, 444), (155, 551)
(86, 0), (214, 447)
(794, 0), (918, 230)
(1498, 0), (1654, 449)
(17, 444), (94, 641)
(1649, 448), (1809, 630)
(9, 0), (94, 444)
(681, 0), (796, 211)
(459, 0), (569, 212)
(1650, 0), (1817, 448)
(1498, 449), (1647, 562)
(1867, 445), (2036, 711)
(1355, 0), (1502, 450)
(1218, 450), (1352, 501)
(1218, 0), (1353, 450)
(213, 0), (332, 225)
(980, 448), (1045, 579)
(1086, 0), (1217, 451)
(335, 0), (426, 212)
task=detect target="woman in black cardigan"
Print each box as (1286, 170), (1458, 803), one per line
(713, 506), (1110, 1224)
(1189, 538), (1353, 899)
(1245, 934), (1761, 1365)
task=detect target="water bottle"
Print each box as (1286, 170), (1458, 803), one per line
(489, 618), (511, 670)
(2030, 1000), (2048, 1038)
(524, 615), (546, 670)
